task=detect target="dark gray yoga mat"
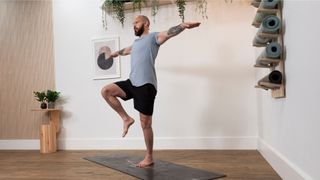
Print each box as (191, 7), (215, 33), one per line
(84, 154), (226, 180)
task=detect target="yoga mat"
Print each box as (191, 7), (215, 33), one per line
(258, 70), (282, 85)
(260, 0), (279, 9)
(252, 0), (279, 27)
(260, 15), (281, 33)
(253, 15), (281, 45)
(84, 154), (226, 180)
(256, 42), (282, 65)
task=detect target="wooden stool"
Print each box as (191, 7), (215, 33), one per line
(31, 109), (61, 153)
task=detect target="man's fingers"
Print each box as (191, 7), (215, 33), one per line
(186, 22), (201, 28)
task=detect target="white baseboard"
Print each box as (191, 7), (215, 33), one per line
(0, 140), (40, 150)
(258, 138), (313, 180)
(0, 136), (257, 150)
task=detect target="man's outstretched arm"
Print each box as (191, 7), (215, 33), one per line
(157, 22), (201, 45)
(107, 46), (132, 59)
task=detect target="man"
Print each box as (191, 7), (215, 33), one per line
(101, 15), (200, 168)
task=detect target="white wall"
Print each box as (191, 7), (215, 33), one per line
(52, 0), (257, 149)
(257, 1), (320, 180)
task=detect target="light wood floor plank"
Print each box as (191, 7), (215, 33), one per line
(0, 150), (281, 180)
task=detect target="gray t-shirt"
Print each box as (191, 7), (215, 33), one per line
(129, 32), (160, 89)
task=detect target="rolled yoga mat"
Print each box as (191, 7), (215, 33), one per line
(252, 0), (279, 27)
(253, 15), (281, 46)
(258, 70), (282, 85)
(256, 42), (282, 65)
(251, 0), (261, 8)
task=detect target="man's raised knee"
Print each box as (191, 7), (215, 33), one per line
(101, 86), (111, 98)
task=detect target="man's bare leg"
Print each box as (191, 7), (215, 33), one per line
(137, 113), (154, 167)
(101, 84), (134, 137)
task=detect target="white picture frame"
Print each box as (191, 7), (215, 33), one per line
(91, 36), (121, 80)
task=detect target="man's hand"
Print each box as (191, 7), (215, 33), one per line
(181, 22), (201, 29)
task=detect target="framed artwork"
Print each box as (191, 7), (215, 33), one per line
(92, 36), (121, 80)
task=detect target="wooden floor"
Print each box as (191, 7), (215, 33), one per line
(0, 150), (281, 180)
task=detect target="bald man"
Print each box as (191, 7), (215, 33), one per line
(101, 15), (200, 168)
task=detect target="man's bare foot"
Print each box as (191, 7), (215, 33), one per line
(136, 155), (154, 168)
(122, 118), (135, 137)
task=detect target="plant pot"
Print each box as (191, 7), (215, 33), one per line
(40, 102), (47, 109)
(48, 102), (55, 109)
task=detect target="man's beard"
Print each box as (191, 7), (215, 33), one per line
(134, 25), (144, 37)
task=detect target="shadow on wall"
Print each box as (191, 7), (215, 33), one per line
(55, 96), (73, 142)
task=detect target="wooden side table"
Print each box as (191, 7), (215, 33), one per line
(31, 109), (61, 153)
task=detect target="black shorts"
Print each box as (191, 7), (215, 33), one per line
(114, 79), (157, 116)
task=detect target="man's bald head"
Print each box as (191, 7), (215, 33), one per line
(136, 15), (150, 27)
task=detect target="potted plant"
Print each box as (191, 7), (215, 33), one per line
(33, 91), (47, 109)
(46, 90), (61, 109)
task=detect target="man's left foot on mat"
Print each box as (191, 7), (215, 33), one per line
(136, 156), (154, 168)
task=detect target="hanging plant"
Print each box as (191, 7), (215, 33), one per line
(175, 0), (186, 22)
(151, 0), (159, 17)
(196, 0), (208, 19)
(132, 0), (147, 13)
(101, 0), (211, 29)
(102, 0), (128, 28)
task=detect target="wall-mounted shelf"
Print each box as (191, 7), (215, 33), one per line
(259, 57), (282, 63)
(254, 64), (272, 68)
(255, 83), (281, 90)
(257, 32), (279, 39)
(257, 8), (278, 14)
(252, 0), (285, 98)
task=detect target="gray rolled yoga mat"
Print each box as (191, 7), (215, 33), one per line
(253, 15), (281, 45)
(258, 70), (282, 85)
(256, 42), (282, 65)
(252, 0), (279, 27)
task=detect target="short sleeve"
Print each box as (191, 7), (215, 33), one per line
(153, 32), (160, 46)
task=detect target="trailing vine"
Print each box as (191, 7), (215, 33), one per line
(175, 0), (186, 22)
(132, 0), (147, 13)
(151, 0), (159, 17)
(196, 0), (208, 19)
(102, 0), (127, 27)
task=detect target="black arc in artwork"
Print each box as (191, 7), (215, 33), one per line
(97, 53), (113, 70)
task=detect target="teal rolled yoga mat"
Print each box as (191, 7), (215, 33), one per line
(256, 42), (282, 65)
(252, 0), (279, 27)
(260, 15), (281, 33)
(253, 15), (281, 45)
(258, 70), (282, 85)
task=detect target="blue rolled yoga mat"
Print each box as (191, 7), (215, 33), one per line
(256, 42), (282, 65)
(260, 15), (281, 33)
(253, 15), (281, 45)
(258, 70), (282, 85)
(252, 0), (279, 27)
